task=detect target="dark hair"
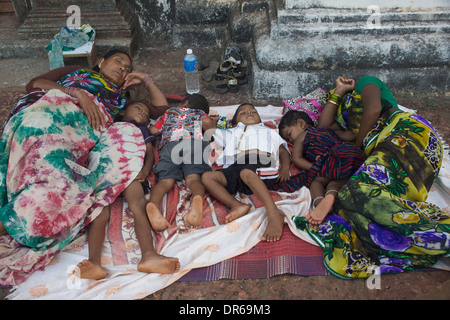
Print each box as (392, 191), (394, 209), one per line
(117, 100), (151, 122)
(230, 103), (256, 126)
(92, 49), (132, 72)
(182, 94), (209, 115)
(278, 110), (315, 134)
(124, 100), (151, 112)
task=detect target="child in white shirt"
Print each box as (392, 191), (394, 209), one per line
(202, 103), (290, 242)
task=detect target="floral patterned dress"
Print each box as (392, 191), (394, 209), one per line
(294, 77), (450, 279)
(0, 71), (145, 285)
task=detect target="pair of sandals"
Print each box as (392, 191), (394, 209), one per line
(203, 57), (248, 93)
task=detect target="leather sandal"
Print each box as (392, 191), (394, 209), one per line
(227, 76), (239, 93)
(202, 60), (220, 81)
(204, 73), (229, 93)
(231, 65), (248, 85)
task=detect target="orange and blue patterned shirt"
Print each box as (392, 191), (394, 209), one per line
(153, 107), (210, 149)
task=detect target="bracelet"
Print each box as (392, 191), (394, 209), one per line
(328, 93), (342, 103)
(325, 189), (339, 197)
(327, 99), (340, 107)
(330, 92), (342, 99)
(143, 74), (154, 86)
(312, 196), (324, 209)
(65, 86), (80, 97)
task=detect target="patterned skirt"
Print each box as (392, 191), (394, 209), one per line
(0, 90), (145, 285)
(294, 109), (449, 278)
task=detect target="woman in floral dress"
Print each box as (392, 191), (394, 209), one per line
(0, 50), (168, 285)
(294, 75), (449, 279)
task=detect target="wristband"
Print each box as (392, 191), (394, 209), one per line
(328, 93), (342, 103)
(330, 92), (342, 99)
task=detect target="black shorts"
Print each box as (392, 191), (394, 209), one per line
(219, 154), (277, 195)
(154, 139), (212, 181)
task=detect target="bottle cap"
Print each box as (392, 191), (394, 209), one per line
(187, 49), (193, 54)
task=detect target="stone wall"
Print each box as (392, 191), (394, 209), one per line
(117, 0), (175, 44)
(8, 0), (449, 98)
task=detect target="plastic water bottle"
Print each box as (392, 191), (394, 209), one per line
(184, 49), (200, 94)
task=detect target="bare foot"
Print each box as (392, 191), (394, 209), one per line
(225, 203), (251, 223)
(75, 259), (107, 280)
(261, 209), (284, 242)
(137, 253), (181, 274)
(305, 194), (334, 229)
(185, 195), (203, 228)
(146, 202), (171, 232)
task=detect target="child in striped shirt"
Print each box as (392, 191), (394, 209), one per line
(278, 110), (366, 229)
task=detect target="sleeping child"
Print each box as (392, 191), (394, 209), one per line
(76, 101), (180, 280)
(278, 110), (366, 229)
(146, 94), (215, 231)
(201, 103), (291, 242)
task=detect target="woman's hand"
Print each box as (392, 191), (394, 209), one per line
(334, 76), (355, 96)
(75, 90), (106, 131)
(122, 72), (149, 90)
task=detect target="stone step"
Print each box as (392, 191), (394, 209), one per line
(32, 0), (116, 8)
(253, 5), (450, 72)
(0, 37), (132, 59)
(277, 8), (450, 25)
(250, 4), (450, 100)
(283, 0), (449, 9)
(255, 32), (449, 71)
(273, 8), (450, 37)
(23, 6), (123, 15)
(0, 0), (15, 14)
(273, 22), (450, 38)
(171, 0), (234, 48)
(18, 6), (132, 39)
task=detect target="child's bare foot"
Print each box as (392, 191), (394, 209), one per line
(185, 195), (203, 228)
(305, 195), (334, 229)
(146, 202), (171, 232)
(75, 259), (107, 280)
(261, 209), (284, 242)
(225, 203), (251, 223)
(137, 253), (181, 274)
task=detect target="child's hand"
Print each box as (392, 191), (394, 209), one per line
(277, 167), (290, 183)
(210, 113), (220, 125)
